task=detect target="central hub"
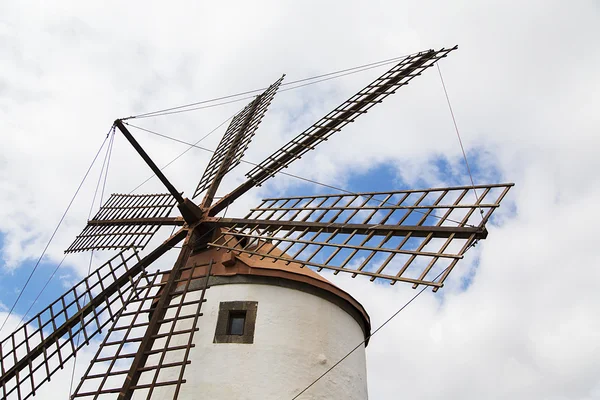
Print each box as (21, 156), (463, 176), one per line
(189, 215), (220, 253)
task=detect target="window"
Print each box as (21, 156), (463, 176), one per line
(214, 301), (258, 344)
(227, 311), (246, 335)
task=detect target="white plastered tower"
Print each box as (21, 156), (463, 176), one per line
(141, 242), (371, 400)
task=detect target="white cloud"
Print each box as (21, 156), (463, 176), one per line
(1, 0), (599, 399)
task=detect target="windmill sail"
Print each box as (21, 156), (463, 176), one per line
(194, 75), (285, 204)
(0, 229), (186, 400)
(0, 249), (140, 400)
(208, 183), (513, 289)
(66, 193), (182, 253)
(209, 47), (457, 215)
(72, 259), (212, 400)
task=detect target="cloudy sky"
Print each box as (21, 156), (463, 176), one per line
(1, 1), (599, 399)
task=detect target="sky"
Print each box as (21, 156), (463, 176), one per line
(1, 1), (600, 399)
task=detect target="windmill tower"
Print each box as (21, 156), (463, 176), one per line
(0, 46), (513, 400)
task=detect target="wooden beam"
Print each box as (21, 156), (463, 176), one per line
(211, 217), (487, 240)
(114, 120), (184, 205)
(87, 217), (185, 226)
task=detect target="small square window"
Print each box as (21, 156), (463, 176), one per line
(227, 311), (246, 335)
(214, 301), (258, 344)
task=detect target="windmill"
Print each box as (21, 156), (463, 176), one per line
(0, 46), (513, 400)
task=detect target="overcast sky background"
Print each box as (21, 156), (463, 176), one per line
(1, 1), (599, 399)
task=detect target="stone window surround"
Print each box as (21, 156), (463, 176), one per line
(214, 301), (258, 344)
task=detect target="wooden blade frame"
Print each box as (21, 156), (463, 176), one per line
(0, 249), (140, 400)
(194, 75), (285, 204)
(208, 183), (513, 289)
(0, 230), (186, 400)
(209, 46), (457, 216)
(72, 260), (212, 400)
(66, 193), (182, 253)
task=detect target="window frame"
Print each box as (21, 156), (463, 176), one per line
(214, 301), (258, 344)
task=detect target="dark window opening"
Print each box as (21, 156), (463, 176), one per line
(214, 301), (258, 344)
(227, 311), (246, 335)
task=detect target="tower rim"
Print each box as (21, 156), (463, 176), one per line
(180, 245), (372, 343)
